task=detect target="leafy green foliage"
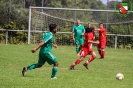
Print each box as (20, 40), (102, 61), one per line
(0, 0), (133, 47)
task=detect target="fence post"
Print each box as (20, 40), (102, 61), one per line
(6, 29), (8, 45)
(28, 6), (32, 44)
(114, 34), (118, 49)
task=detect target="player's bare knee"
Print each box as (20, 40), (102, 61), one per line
(101, 48), (105, 51)
(54, 62), (58, 67)
(93, 55), (96, 58)
(92, 52), (96, 58)
(80, 56), (85, 61)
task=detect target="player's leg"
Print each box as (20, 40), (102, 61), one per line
(78, 38), (84, 53)
(70, 56), (84, 70)
(97, 42), (102, 58)
(44, 52), (58, 79)
(100, 41), (106, 59)
(101, 48), (105, 59)
(22, 63), (44, 76)
(75, 39), (81, 54)
(51, 62), (58, 79)
(87, 51), (96, 63)
(70, 50), (87, 70)
(22, 53), (45, 76)
(76, 44), (81, 54)
(83, 50), (96, 69)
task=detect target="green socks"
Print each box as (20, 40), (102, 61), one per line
(51, 67), (58, 78)
(26, 64), (58, 78)
(27, 64), (38, 70)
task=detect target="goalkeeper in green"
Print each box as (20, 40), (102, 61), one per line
(22, 23), (58, 79)
(72, 20), (85, 54)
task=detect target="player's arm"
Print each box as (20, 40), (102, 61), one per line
(31, 42), (45, 53)
(72, 33), (75, 41)
(89, 40), (99, 44)
(87, 34), (99, 44)
(88, 40), (99, 44)
(94, 27), (100, 31)
(31, 32), (52, 53)
(52, 39), (58, 49)
(72, 27), (75, 41)
(52, 43), (58, 49)
(95, 28), (100, 31)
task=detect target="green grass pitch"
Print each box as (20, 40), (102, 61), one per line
(0, 44), (133, 88)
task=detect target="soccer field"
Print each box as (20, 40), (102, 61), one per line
(0, 44), (133, 88)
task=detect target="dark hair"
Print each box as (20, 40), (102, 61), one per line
(85, 27), (94, 33)
(99, 23), (104, 26)
(49, 23), (57, 32)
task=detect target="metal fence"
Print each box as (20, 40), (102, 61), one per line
(1, 29), (133, 49)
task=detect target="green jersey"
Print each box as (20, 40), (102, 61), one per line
(72, 24), (85, 39)
(40, 32), (54, 53)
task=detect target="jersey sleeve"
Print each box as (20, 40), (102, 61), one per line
(42, 32), (52, 43)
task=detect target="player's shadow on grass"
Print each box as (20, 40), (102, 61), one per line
(68, 68), (88, 71)
(21, 75), (34, 77)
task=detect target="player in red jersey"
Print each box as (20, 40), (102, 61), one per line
(95, 23), (106, 59)
(70, 26), (99, 70)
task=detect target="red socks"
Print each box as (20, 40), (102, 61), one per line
(98, 49), (101, 56)
(85, 56), (95, 64)
(71, 58), (81, 66)
(101, 50), (105, 58)
(98, 49), (105, 59)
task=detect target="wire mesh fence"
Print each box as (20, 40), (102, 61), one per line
(29, 7), (133, 32)
(26, 7), (133, 49)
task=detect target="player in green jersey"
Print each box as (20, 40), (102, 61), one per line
(22, 23), (58, 79)
(72, 20), (85, 54)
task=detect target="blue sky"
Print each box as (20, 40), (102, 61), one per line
(100, 0), (122, 5)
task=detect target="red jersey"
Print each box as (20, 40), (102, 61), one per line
(99, 27), (106, 42)
(82, 32), (95, 50)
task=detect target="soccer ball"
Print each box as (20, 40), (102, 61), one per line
(116, 73), (124, 80)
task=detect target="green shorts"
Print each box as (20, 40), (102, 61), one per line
(75, 38), (84, 45)
(38, 52), (58, 65)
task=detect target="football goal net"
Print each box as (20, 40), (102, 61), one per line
(28, 6), (133, 48)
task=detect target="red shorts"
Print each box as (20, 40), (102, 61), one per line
(97, 41), (106, 48)
(80, 48), (93, 57)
